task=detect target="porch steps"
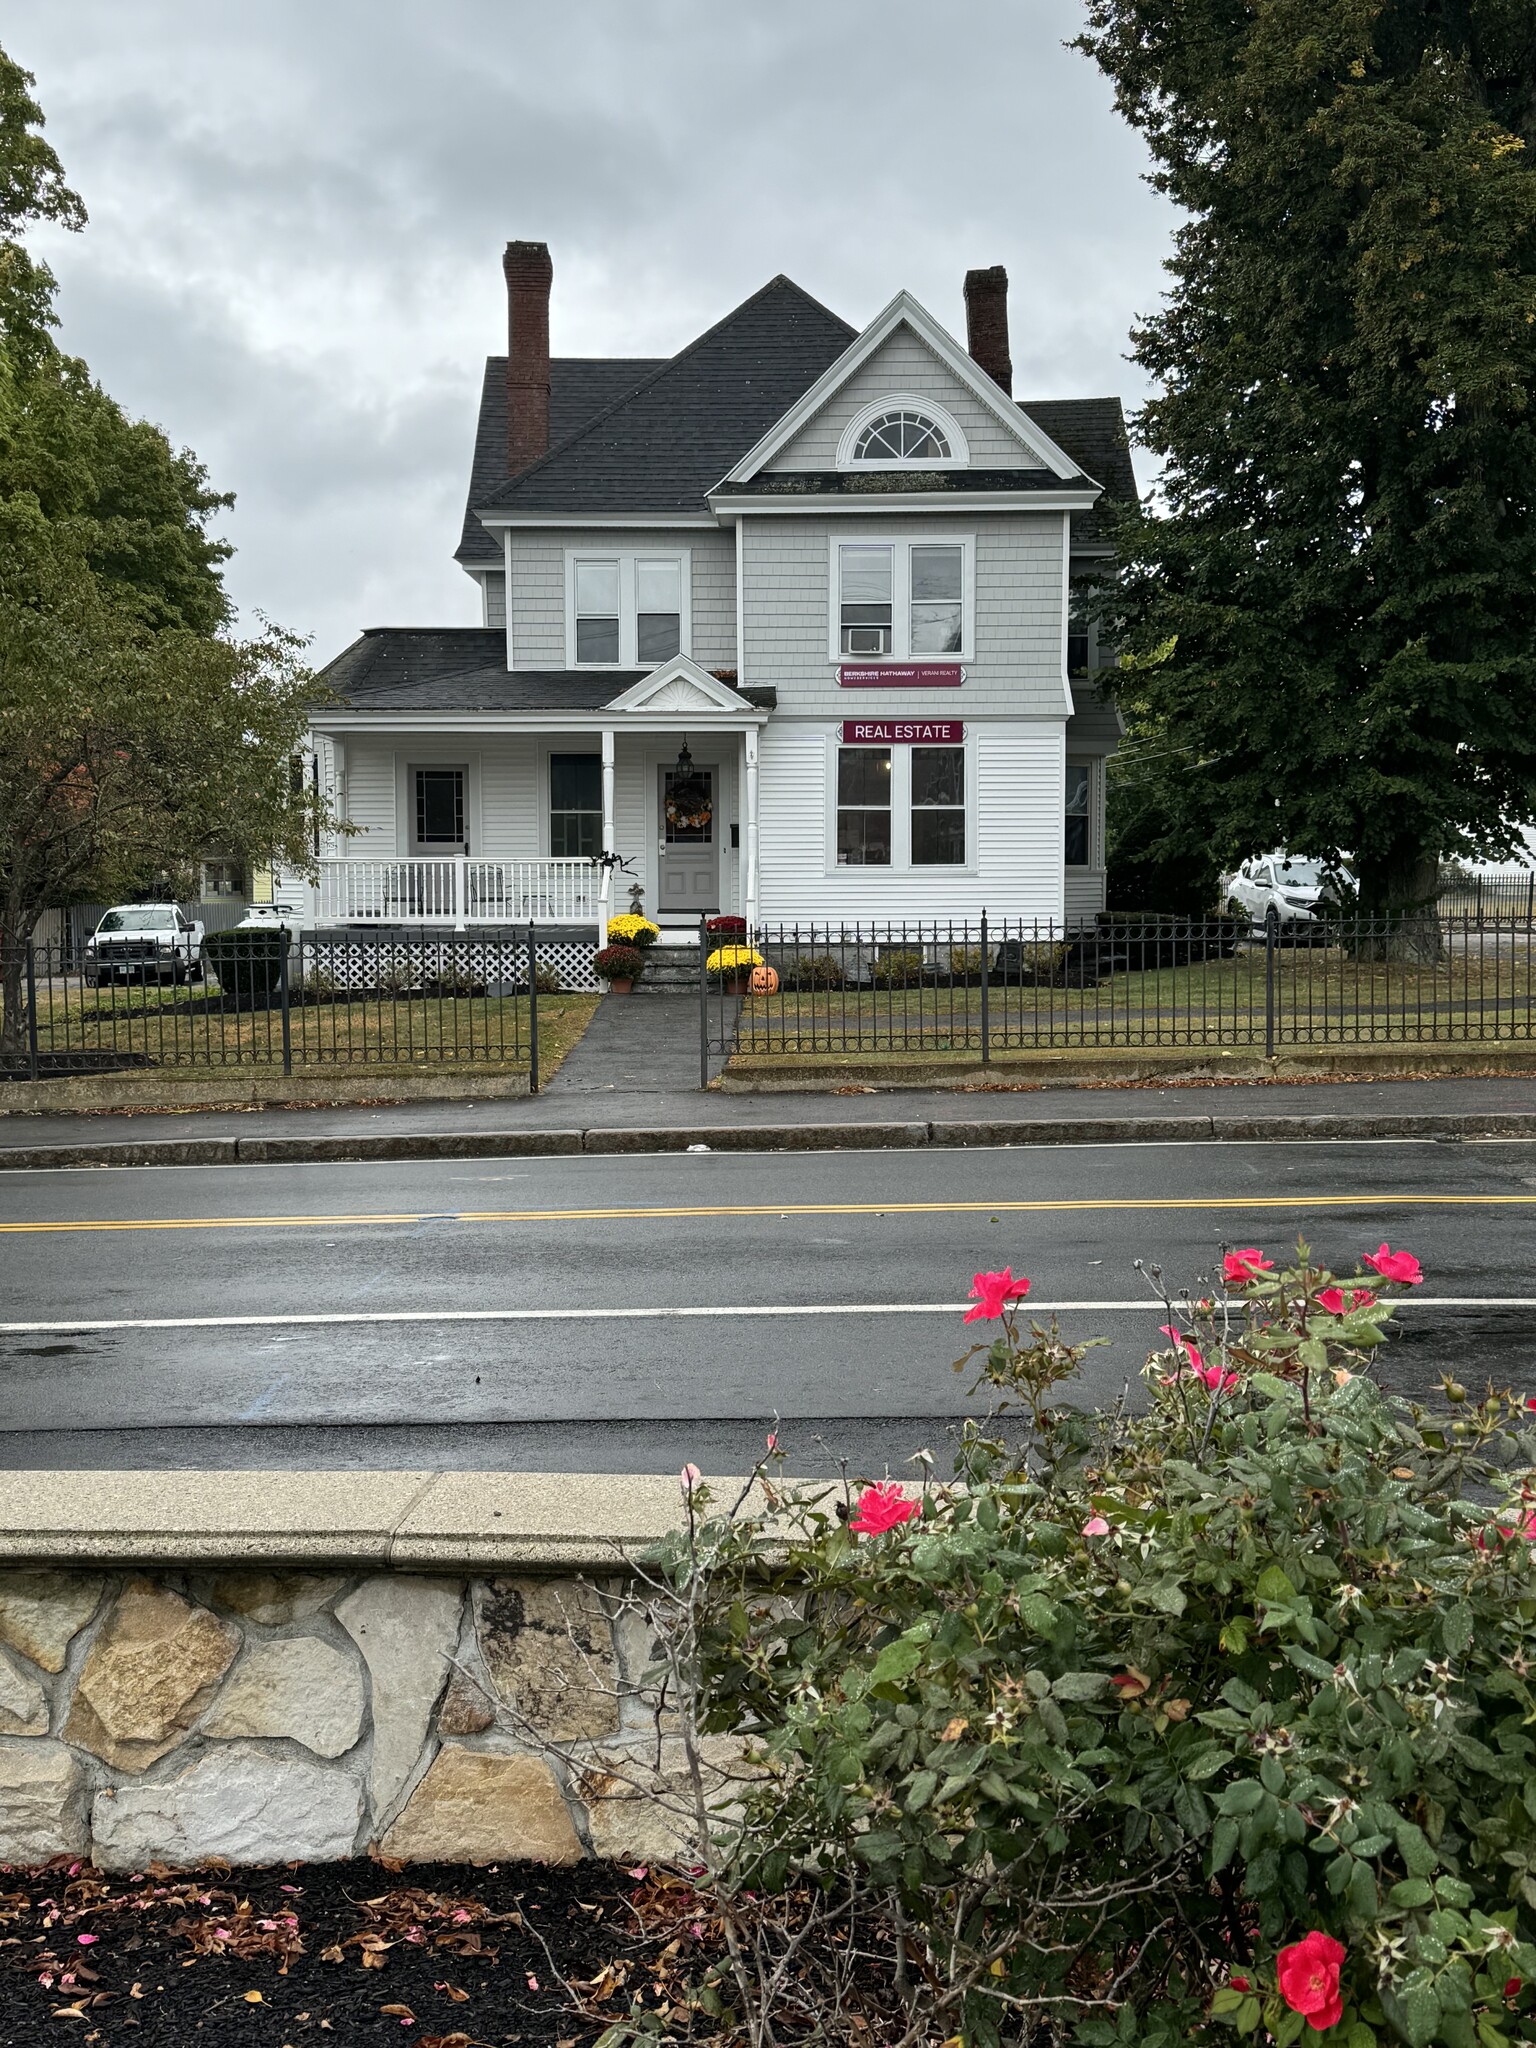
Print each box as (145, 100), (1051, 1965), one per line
(633, 945), (700, 994)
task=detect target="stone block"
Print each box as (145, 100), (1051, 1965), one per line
(437, 1668), (497, 1738)
(0, 1649), (48, 1737)
(201, 1636), (364, 1758)
(336, 1577), (462, 1819)
(0, 1570), (105, 1673)
(93, 1742), (363, 1870)
(0, 1739), (86, 1863)
(207, 1572), (348, 1625)
(63, 1579), (239, 1773)
(378, 1745), (580, 1865)
(581, 1735), (749, 1864)
(477, 1577), (619, 1741)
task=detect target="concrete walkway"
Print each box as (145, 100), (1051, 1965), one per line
(0, 1071), (1532, 1168)
(542, 992), (726, 1096)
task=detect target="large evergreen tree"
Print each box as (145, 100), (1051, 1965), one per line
(1078, 0), (1536, 930)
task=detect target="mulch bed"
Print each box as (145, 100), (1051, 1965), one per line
(0, 1858), (708, 2048)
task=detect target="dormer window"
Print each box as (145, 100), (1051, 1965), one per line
(854, 409), (951, 462)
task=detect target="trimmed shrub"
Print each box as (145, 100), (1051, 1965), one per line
(871, 945), (927, 987)
(203, 927), (287, 1003)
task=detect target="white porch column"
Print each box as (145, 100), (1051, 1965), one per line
(599, 727), (616, 924)
(744, 724), (760, 936)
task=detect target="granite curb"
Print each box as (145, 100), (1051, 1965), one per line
(1, 1108), (1534, 1172)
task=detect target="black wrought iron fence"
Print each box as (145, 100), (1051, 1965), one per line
(699, 913), (1536, 1069)
(0, 930), (545, 1087)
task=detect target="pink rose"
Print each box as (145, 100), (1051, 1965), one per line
(849, 1482), (918, 1537)
(1362, 1243), (1423, 1286)
(1316, 1287), (1346, 1316)
(1081, 1515), (1111, 1537)
(964, 1267), (1030, 1323)
(680, 1463), (702, 1495)
(1223, 1248), (1274, 1283)
(1276, 1931), (1346, 2031)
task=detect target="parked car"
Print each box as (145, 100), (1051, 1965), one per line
(84, 905), (205, 985)
(1222, 854), (1354, 932)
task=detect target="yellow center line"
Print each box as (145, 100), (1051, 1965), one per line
(2, 1192), (1536, 1235)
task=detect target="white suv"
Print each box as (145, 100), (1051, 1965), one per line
(84, 905), (206, 985)
(1223, 854), (1353, 932)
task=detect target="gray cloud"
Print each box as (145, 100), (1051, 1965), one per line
(7, 0), (1176, 656)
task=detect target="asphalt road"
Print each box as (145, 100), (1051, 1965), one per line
(2, 1137), (1534, 1474)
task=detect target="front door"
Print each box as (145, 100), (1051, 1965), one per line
(411, 766), (468, 855)
(657, 762), (719, 915)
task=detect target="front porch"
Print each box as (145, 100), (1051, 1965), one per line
(295, 657), (768, 933)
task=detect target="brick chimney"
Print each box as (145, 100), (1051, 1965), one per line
(964, 265), (1012, 397)
(503, 240), (553, 474)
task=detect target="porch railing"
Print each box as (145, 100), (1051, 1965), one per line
(316, 857), (598, 925)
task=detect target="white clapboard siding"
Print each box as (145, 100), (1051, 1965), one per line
(757, 721), (1065, 924)
(766, 327), (1044, 472)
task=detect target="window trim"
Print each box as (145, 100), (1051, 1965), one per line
(564, 548), (692, 669)
(835, 393), (969, 471)
(826, 532), (975, 666)
(825, 733), (976, 876)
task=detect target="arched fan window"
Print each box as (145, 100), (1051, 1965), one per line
(853, 409), (952, 462)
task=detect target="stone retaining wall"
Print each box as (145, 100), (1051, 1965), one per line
(0, 1565), (692, 1871)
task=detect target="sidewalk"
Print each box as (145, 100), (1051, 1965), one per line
(0, 1071), (1532, 1168)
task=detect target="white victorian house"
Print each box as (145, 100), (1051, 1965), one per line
(286, 245), (1132, 938)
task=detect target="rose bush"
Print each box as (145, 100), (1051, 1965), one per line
(638, 1243), (1536, 2048)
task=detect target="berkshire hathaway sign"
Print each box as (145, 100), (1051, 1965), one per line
(841, 720), (964, 745)
(837, 664), (965, 687)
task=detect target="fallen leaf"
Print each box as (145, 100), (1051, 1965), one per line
(1392, 1466), (1415, 1480)
(50, 2008), (88, 2022)
(381, 2005), (416, 2022)
(940, 1715), (969, 1741)
(129, 1984), (144, 2000)
(320, 1944), (344, 1964)
(243, 1989), (264, 2003)
(434, 1982), (470, 2002)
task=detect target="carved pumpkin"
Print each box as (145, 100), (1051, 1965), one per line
(749, 963), (779, 995)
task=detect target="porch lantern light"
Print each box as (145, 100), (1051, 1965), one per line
(666, 736), (713, 833)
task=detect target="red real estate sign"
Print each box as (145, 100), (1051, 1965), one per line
(841, 720), (964, 745)
(837, 664), (965, 687)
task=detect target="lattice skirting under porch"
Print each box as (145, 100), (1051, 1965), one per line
(300, 929), (600, 994)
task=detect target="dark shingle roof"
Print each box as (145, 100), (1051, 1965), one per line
(455, 358), (666, 564)
(472, 277), (857, 520)
(1017, 397), (1138, 543)
(318, 629), (768, 714)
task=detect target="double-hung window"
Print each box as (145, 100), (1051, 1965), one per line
(911, 747), (966, 864)
(1065, 762), (1092, 868)
(833, 538), (970, 662)
(836, 747), (892, 865)
(570, 551), (688, 667)
(550, 754), (602, 858)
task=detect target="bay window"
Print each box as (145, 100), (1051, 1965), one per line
(833, 537), (972, 662)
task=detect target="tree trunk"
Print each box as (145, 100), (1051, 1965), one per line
(0, 942), (26, 1062)
(1353, 848), (1444, 963)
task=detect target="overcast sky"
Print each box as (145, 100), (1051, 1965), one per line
(8, 1), (1176, 660)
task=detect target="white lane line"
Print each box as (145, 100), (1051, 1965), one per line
(0, 1297), (1529, 1335)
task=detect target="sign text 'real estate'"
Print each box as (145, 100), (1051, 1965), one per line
(840, 720), (964, 745)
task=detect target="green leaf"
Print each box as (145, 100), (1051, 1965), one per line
(905, 1768), (938, 1812)
(852, 1829), (904, 1864)
(1210, 1988), (1247, 2017)
(1052, 1670), (1111, 1701)
(1140, 1578), (1188, 1616)
(869, 1638), (924, 1687)
(1259, 1753), (1286, 1794)
(1256, 1565), (1298, 1603)
(1391, 1878), (1434, 1908)
(1210, 1816), (1239, 1872)
(1217, 1779), (1266, 1815)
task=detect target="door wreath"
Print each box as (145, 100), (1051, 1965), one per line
(665, 788), (713, 833)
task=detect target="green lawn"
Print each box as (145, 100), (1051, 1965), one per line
(18, 984), (600, 1087)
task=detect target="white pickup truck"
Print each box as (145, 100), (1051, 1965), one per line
(83, 905), (206, 986)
